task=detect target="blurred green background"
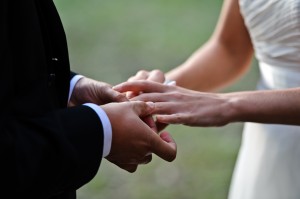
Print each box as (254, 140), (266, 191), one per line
(54, 0), (259, 198)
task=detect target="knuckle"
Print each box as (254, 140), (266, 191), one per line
(137, 70), (148, 76)
(174, 114), (183, 122)
(169, 91), (179, 98)
(174, 92), (184, 99)
(150, 70), (165, 82)
(115, 93), (127, 102)
(151, 69), (163, 75)
(133, 100), (146, 110)
(128, 76), (135, 82)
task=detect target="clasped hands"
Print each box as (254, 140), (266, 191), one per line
(68, 76), (176, 173)
(69, 69), (234, 172)
(114, 70), (233, 127)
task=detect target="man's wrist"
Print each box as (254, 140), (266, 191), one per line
(68, 75), (84, 102)
(83, 103), (112, 158)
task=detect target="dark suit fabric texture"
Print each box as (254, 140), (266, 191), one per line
(0, 0), (104, 198)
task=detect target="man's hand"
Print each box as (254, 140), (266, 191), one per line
(101, 101), (177, 173)
(68, 77), (128, 107)
(125, 70), (169, 131)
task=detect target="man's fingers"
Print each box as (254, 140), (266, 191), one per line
(114, 154), (152, 173)
(156, 122), (169, 132)
(117, 164), (138, 173)
(110, 90), (129, 102)
(160, 131), (175, 143)
(114, 80), (168, 94)
(140, 154), (153, 165)
(142, 115), (158, 133)
(131, 101), (155, 117)
(149, 131), (177, 162)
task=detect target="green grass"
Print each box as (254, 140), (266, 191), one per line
(54, 0), (259, 198)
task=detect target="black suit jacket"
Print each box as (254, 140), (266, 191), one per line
(0, 0), (104, 198)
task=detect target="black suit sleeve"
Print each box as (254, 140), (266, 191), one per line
(1, 105), (104, 198)
(70, 71), (78, 80)
(0, 0), (104, 198)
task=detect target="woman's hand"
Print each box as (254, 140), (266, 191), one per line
(69, 77), (128, 107)
(126, 70), (170, 131)
(114, 80), (233, 127)
(126, 69), (165, 98)
(128, 69), (166, 83)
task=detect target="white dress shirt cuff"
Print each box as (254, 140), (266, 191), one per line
(68, 75), (84, 102)
(83, 103), (112, 158)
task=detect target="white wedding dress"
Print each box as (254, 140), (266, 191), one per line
(228, 0), (300, 199)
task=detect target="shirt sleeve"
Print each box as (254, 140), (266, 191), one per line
(69, 75), (112, 157)
(83, 103), (112, 158)
(68, 74), (84, 102)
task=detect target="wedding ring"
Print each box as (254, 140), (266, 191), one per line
(164, 79), (176, 86)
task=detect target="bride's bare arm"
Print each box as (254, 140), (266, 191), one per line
(167, 0), (253, 92)
(114, 81), (300, 126)
(226, 88), (300, 125)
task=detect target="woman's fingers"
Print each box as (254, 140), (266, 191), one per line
(127, 70), (149, 98)
(114, 80), (169, 94)
(128, 70), (149, 81)
(126, 70), (165, 98)
(156, 114), (186, 124)
(147, 70), (165, 83)
(128, 70), (165, 83)
(132, 93), (170, 102)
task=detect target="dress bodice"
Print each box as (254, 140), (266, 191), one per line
(239, 0), (300, 89)
(239, 0), (300, 68)
(229, 2), (300, 199)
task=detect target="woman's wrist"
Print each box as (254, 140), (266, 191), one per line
(223, 92), (248, 124)
(224, 90), (265, 124)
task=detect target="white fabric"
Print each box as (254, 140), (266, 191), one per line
(229, 1), (300, 199)
(83, 103), (112, 158)
(68, 75), (84, 102)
